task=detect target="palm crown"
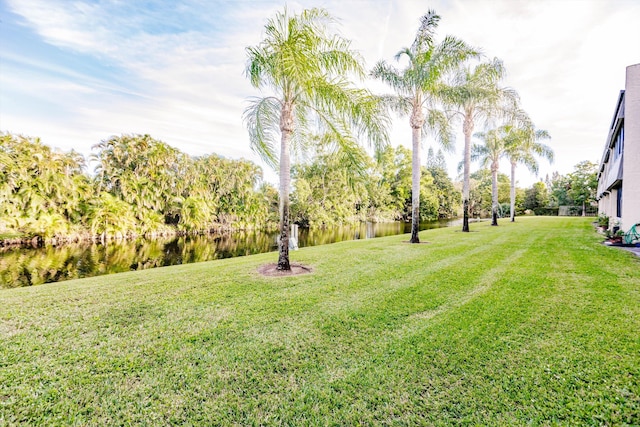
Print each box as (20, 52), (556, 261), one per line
(244, 7), (388, 169)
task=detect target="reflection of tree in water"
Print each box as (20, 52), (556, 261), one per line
(1, 245), (91, 288)
(299, 223), (406, 247)
(0, 232), (279, 288)
(214, 231), (277, 259)
(1, 221), (458, 288)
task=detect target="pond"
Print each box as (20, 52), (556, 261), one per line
(1, 219), (464, 288)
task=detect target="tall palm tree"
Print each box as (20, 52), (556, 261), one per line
(471, 128), (507, 226)
(244, 7), (389, 270)
(371, 10), (477, 243)
(443, 58), (518, 232)
(503, 121), (552, 221)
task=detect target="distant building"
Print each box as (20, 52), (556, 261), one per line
(596, 63), (640, 232)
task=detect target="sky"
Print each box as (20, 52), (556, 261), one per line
(1, 0), (640, 188)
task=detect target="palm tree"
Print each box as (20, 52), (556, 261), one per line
(443, 58), (518, 232)
(371, 10), (477, 243)
(503, 122), (552, 221)
(244, 7), (389, 270)
(471, 128), (506, 226)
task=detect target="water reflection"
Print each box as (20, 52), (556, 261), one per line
(1, 220), (460, 288)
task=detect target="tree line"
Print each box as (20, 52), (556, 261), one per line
(522, 161), (599, 215)
(0, 132), (460, 244)
(464, 160), (599, 219)
(0, 133), (278, 243)
(291, 143), (459, 227)
(3, 126), (593, 248)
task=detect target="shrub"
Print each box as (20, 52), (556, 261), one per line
(533, 207), (559, 216)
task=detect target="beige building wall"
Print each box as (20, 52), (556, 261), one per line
(598, 197), (608, 217)
(612, 188), (621, 224)
(604, 189), (616, 222)
(622, 64), (640, 231)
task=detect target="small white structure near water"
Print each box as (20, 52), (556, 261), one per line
(276, 224), (299, 250)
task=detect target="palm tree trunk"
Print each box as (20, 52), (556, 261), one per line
(277, 103), (293, 271)
(491, 161), (499, 226)
(510, 161), (516, 222)
(409, 102), (424, 244)
(462, 114), (473, 232)
(410, 125), (421, 243)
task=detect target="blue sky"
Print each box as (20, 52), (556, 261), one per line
(2, 0), (640, 186)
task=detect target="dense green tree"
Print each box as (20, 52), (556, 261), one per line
(244, 7), (389, 270)
(368, 145), (412, 221)
(290, 143), (457, 226)
(93, 136), (276, 233)
(290, 151), (369, 227)
(426, 147), (447, 171)
(426, 148), (460, 219)
(92, 134), (188, 221)
(468, 169), (510, 218)
(523, 181), (550, 211)
(256, 183), (280, 229)
(567, 161), (598, 216)
(372, 10), (476, 243)
(514, 187), (526, 216)
(291, 144), (409, 226)
(180, 154), (225, 227)
(0, 133), (91, 239)
(87, 192), (140, 238)
(179, 196), (213, 232)
(545, 162), (597, 215)
(548, 171), (572, 207)
(418, 168), (440, 221)
(215, 158), (266, 228)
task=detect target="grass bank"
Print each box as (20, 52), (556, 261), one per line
(1, 217), (638, 425)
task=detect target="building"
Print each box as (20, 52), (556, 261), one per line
(596, 63), (640, 233)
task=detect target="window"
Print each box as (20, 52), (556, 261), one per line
(617, 185), (623, 218)
(612, 123), (624, 161)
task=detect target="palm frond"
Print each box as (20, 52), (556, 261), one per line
(427, 35), (480, 83)
(309, 77), (390, 154)
(378, 94), (413, 116)
(442, 57), (511, 126)
(321, 35), (365, 78)
(313, 109), (369, 182)
(288, 106), (313, 160)
(470, 143), (489, 165)
(371, 61), (410, 96)
(424, 109), (455, 152)
(533, 140), (554, 164)
(393, 46), (413, 63)
(243, 96), (281, 169)
(519, 152), (540, 175)
(411, 9), (440, 53)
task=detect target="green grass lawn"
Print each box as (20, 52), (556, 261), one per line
(1, 217), (638, 425)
